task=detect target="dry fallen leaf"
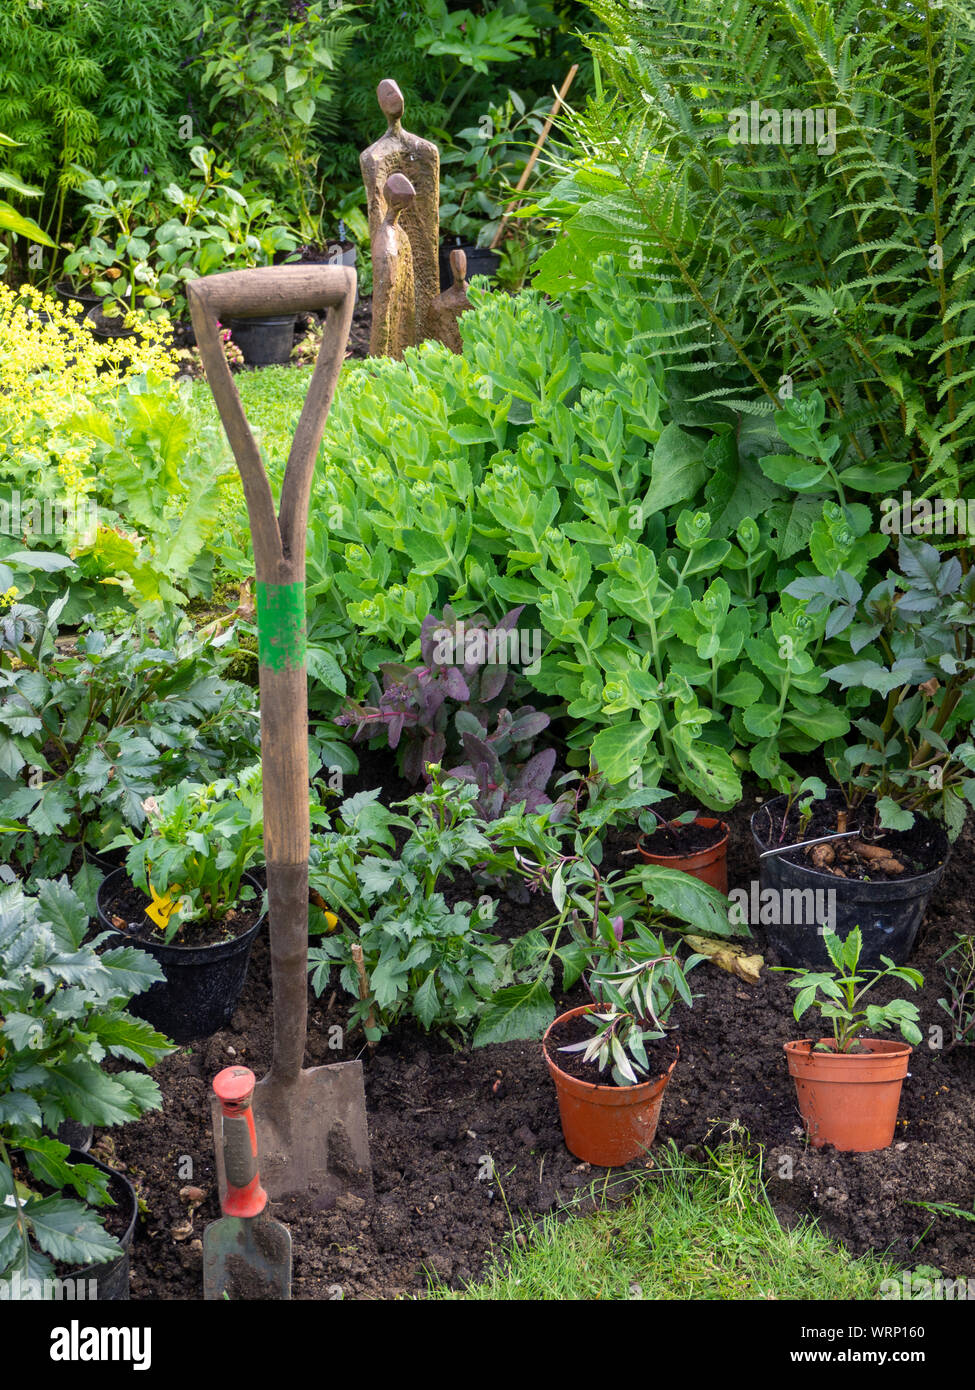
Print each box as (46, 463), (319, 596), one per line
(686, 934), (764, 985)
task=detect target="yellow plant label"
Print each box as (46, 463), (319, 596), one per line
(146, 884), (183, 929)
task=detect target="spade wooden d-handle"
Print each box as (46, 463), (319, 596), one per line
(188, 266), (356, 1084)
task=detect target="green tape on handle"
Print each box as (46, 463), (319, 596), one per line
(256, 581), (306, 672)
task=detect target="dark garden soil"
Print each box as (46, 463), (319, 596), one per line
(108, 771), (975, 1300)
(102, 879), (263, 950)
(638, 817), (727, 857)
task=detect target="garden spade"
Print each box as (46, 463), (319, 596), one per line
(189, 267), (371, 1203)
(204, 1066), (291, 1300)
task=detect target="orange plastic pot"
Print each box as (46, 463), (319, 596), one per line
(637, 816), (729, 894)
(543, 1005), (678, 1166)
(784, 1038), (912, 1152)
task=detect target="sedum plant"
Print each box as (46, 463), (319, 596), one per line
(0, 877), (173, 1289)
(311, 272), (880, 808)
(775, 927), (923, 1053)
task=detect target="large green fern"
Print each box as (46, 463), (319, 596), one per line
(536, 0), (975, 497)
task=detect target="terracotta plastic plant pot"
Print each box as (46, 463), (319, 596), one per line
(753, 793), (948, 969)
(637, 816), (729, 893)
(784, 1038), (912, 1152)
(543, 1005), (679, 1166)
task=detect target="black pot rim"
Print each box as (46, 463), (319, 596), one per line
(224, 313), (297, 327)
(750, 790), (949, 887)
(96, 866), (266, 954)
(55, 277), (102, 301)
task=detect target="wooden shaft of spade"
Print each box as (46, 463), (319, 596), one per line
(188, 266), (355, 1084)
(489, 64), (578, 252)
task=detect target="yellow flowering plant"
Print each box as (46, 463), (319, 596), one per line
(0, 285), (230, 614)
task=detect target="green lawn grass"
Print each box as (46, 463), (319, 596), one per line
(430, 1134), (899, 1301)
(190, 363), (316, 465)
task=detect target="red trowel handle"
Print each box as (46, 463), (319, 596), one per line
(213, 1066), (267, 1219)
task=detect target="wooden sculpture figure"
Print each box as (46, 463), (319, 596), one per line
(369, 172), (416, 360)
(429, 247), (470, 355)
(360, 78), (439, 343)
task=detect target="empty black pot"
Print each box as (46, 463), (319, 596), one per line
(224, 314), (297, 367)
(96, 868), (265, 1042)
(751, 793), (949, 969)
(438, 240), (500, 290)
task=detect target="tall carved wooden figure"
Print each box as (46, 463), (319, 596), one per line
(360, 78), (439, 343)
(369, 172), (416, 360)
(430, 248), (470, 355)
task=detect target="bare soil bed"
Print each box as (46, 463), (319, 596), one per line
(108, 769), (975, 1300)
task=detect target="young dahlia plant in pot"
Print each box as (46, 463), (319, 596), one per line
(777, 926), (923, 1153)
(100, 766), (266, 1042)
(753, 537), (973, 969)
(0, 877), (173, 1299)
(543, 922), (704, 1166)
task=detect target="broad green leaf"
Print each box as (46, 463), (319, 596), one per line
(473, 980), (556, 1046)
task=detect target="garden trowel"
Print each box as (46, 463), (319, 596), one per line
(189, 267), (371, 1204)
(204, 1066), (291, 1300)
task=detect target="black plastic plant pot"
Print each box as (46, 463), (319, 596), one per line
(751, 793), (949, 970)
(85, 304), (136, 341)
(67, 1148), (137, 1301)
(438, 240), (500, 290)
(224, 313), (297, 367)
(96, 868), (265, 1043)
(54, 278), (102, 315)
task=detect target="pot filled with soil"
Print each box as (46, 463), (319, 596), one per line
(10, 1147), (138, 1301)
(638, 815), (729, 893)
(223, 314), (297, 367)
(55, 278), (103, 316)
(65, 1147), (138, 1300)
(543, 1004), (679, 1166)
(783, 1039), (912, 1152)
(85, 303), (137, 342)
(96, 867), (265, 1043)
(752, 791), (948, 969)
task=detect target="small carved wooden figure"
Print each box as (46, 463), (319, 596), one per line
(430, 248), (470, 355)
(360, 79), (440, 342)
(369, 172), (416, 360)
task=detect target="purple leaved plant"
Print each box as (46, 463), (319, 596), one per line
(336, 605), (557, 818)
